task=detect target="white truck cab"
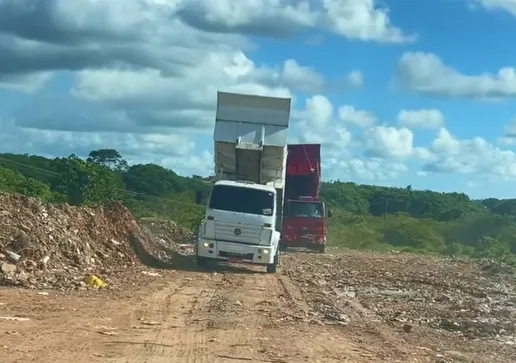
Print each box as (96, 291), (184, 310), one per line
(196, 180), (281, 272)
(195, 91), (291, 273)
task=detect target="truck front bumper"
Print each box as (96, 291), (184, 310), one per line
(197, 240), (276, 265)
(280, 235), (326, 247)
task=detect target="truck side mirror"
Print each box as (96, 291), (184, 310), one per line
(327, 209), (333, 218)
(195, 191), (203, 204)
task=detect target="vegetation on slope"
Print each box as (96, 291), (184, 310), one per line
(1, 149), (515, 264)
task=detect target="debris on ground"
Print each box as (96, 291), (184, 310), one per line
(139, 217), (194, 255)
(0, 193), (193, 290)
(281, 249), (516, 353)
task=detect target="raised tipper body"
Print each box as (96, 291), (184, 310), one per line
(280, 143), (331, 253)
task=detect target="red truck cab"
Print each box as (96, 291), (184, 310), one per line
(280, 144), (332, 253)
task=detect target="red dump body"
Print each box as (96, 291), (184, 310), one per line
(285, 144), (321, 200)
(281, 144), (328, 252)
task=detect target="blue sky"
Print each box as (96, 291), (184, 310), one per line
(1, 0), (516, 198)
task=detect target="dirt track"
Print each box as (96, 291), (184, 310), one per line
(1, 269), (371, 363)
(1, 250), (515, 363)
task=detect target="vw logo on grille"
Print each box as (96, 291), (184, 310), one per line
(233, 228), (242, 236)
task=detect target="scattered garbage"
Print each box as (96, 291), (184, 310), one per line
(141, 271), (162, 277)
(282, 250), (516, 342)
(85, 275), (106, 289)
(0, 316), (30, 321)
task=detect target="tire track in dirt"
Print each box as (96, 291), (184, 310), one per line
(100, 272), (217, 363)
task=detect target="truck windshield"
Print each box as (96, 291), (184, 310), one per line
(208, 185), (275, 216)
(285, 201), (323, 219)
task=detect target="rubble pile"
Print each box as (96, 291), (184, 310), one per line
(138, 217), (194, 255)
(0, 193), (140, 290)
(282, 249), (516, 344)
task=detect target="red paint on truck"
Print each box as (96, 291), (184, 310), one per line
(280, 144), (330, 252)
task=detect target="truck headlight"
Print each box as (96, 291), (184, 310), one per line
(203, 242), (209, 248)
(262, 249), (269, 255)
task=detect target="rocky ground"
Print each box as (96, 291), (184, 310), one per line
(282, 249), (516, 361)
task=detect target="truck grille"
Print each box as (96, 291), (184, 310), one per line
(219, 251), (254, 260)
(214, 221), (262, 244)
(297, 229), (313, 234)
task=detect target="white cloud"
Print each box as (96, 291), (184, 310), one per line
(339, 105), (376, 128)
(473, 0), (516, 17)
(11, 0), (516, 186)
(296, 95), (334, 129)
(293, 95), (356, 154)
(64, 51), (300, 133)
(364, 126), (415, 158)
(396, 51), (516, 99)
(431, 128), (461, 155)
(321, 0), (416, 43)
(423, 127), (516, 179)
(397, 109), (444, 129)
(177, 0), (414, 43)
(281, 59), (325, 92)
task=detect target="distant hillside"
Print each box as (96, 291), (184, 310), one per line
(1, 149), (516, 264)
(0, 151), (491, 222)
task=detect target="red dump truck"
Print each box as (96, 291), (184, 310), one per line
(279, 144), (332, 253)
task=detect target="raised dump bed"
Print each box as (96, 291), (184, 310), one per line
(213, 91), (291, 191)
(285, 143), (321, 200)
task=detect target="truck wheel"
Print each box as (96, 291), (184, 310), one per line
(266, 251), (279, 273)
(317, 245), (326, 253)
(279, 243), (287, 251)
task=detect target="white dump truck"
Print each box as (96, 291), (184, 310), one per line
(195, 91), (291, 273)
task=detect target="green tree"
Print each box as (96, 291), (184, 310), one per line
(87, 149), (128, 171)
(52, 155), (124, 205)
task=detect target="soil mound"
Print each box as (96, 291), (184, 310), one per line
(0, 193), (140, 290)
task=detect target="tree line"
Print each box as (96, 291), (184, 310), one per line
(1, 149), (516, 263)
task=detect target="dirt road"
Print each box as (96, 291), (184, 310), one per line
(1, 250), (515, 363)
(1, 269), (373, 363)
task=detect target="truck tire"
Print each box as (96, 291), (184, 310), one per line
(266, 251), (279, 273)
(279, 243), (287, 251)
(317, 245), (325, 253)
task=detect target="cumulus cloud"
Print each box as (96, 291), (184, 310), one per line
(423, 127), (516, 179)
(364, 126), (415, 158)
(293, 95), (357, 153)
(177, 0), (415, 42)
(396, 51), (516, 99)
(13, 0), (516, 185)
(397, 109), (444, 129)
(339, 105), (376, 128)
(321, 0), (416, 43)
(3, 0), (406, 176)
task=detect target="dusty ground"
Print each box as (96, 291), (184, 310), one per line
(2, 248), (515, 363)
